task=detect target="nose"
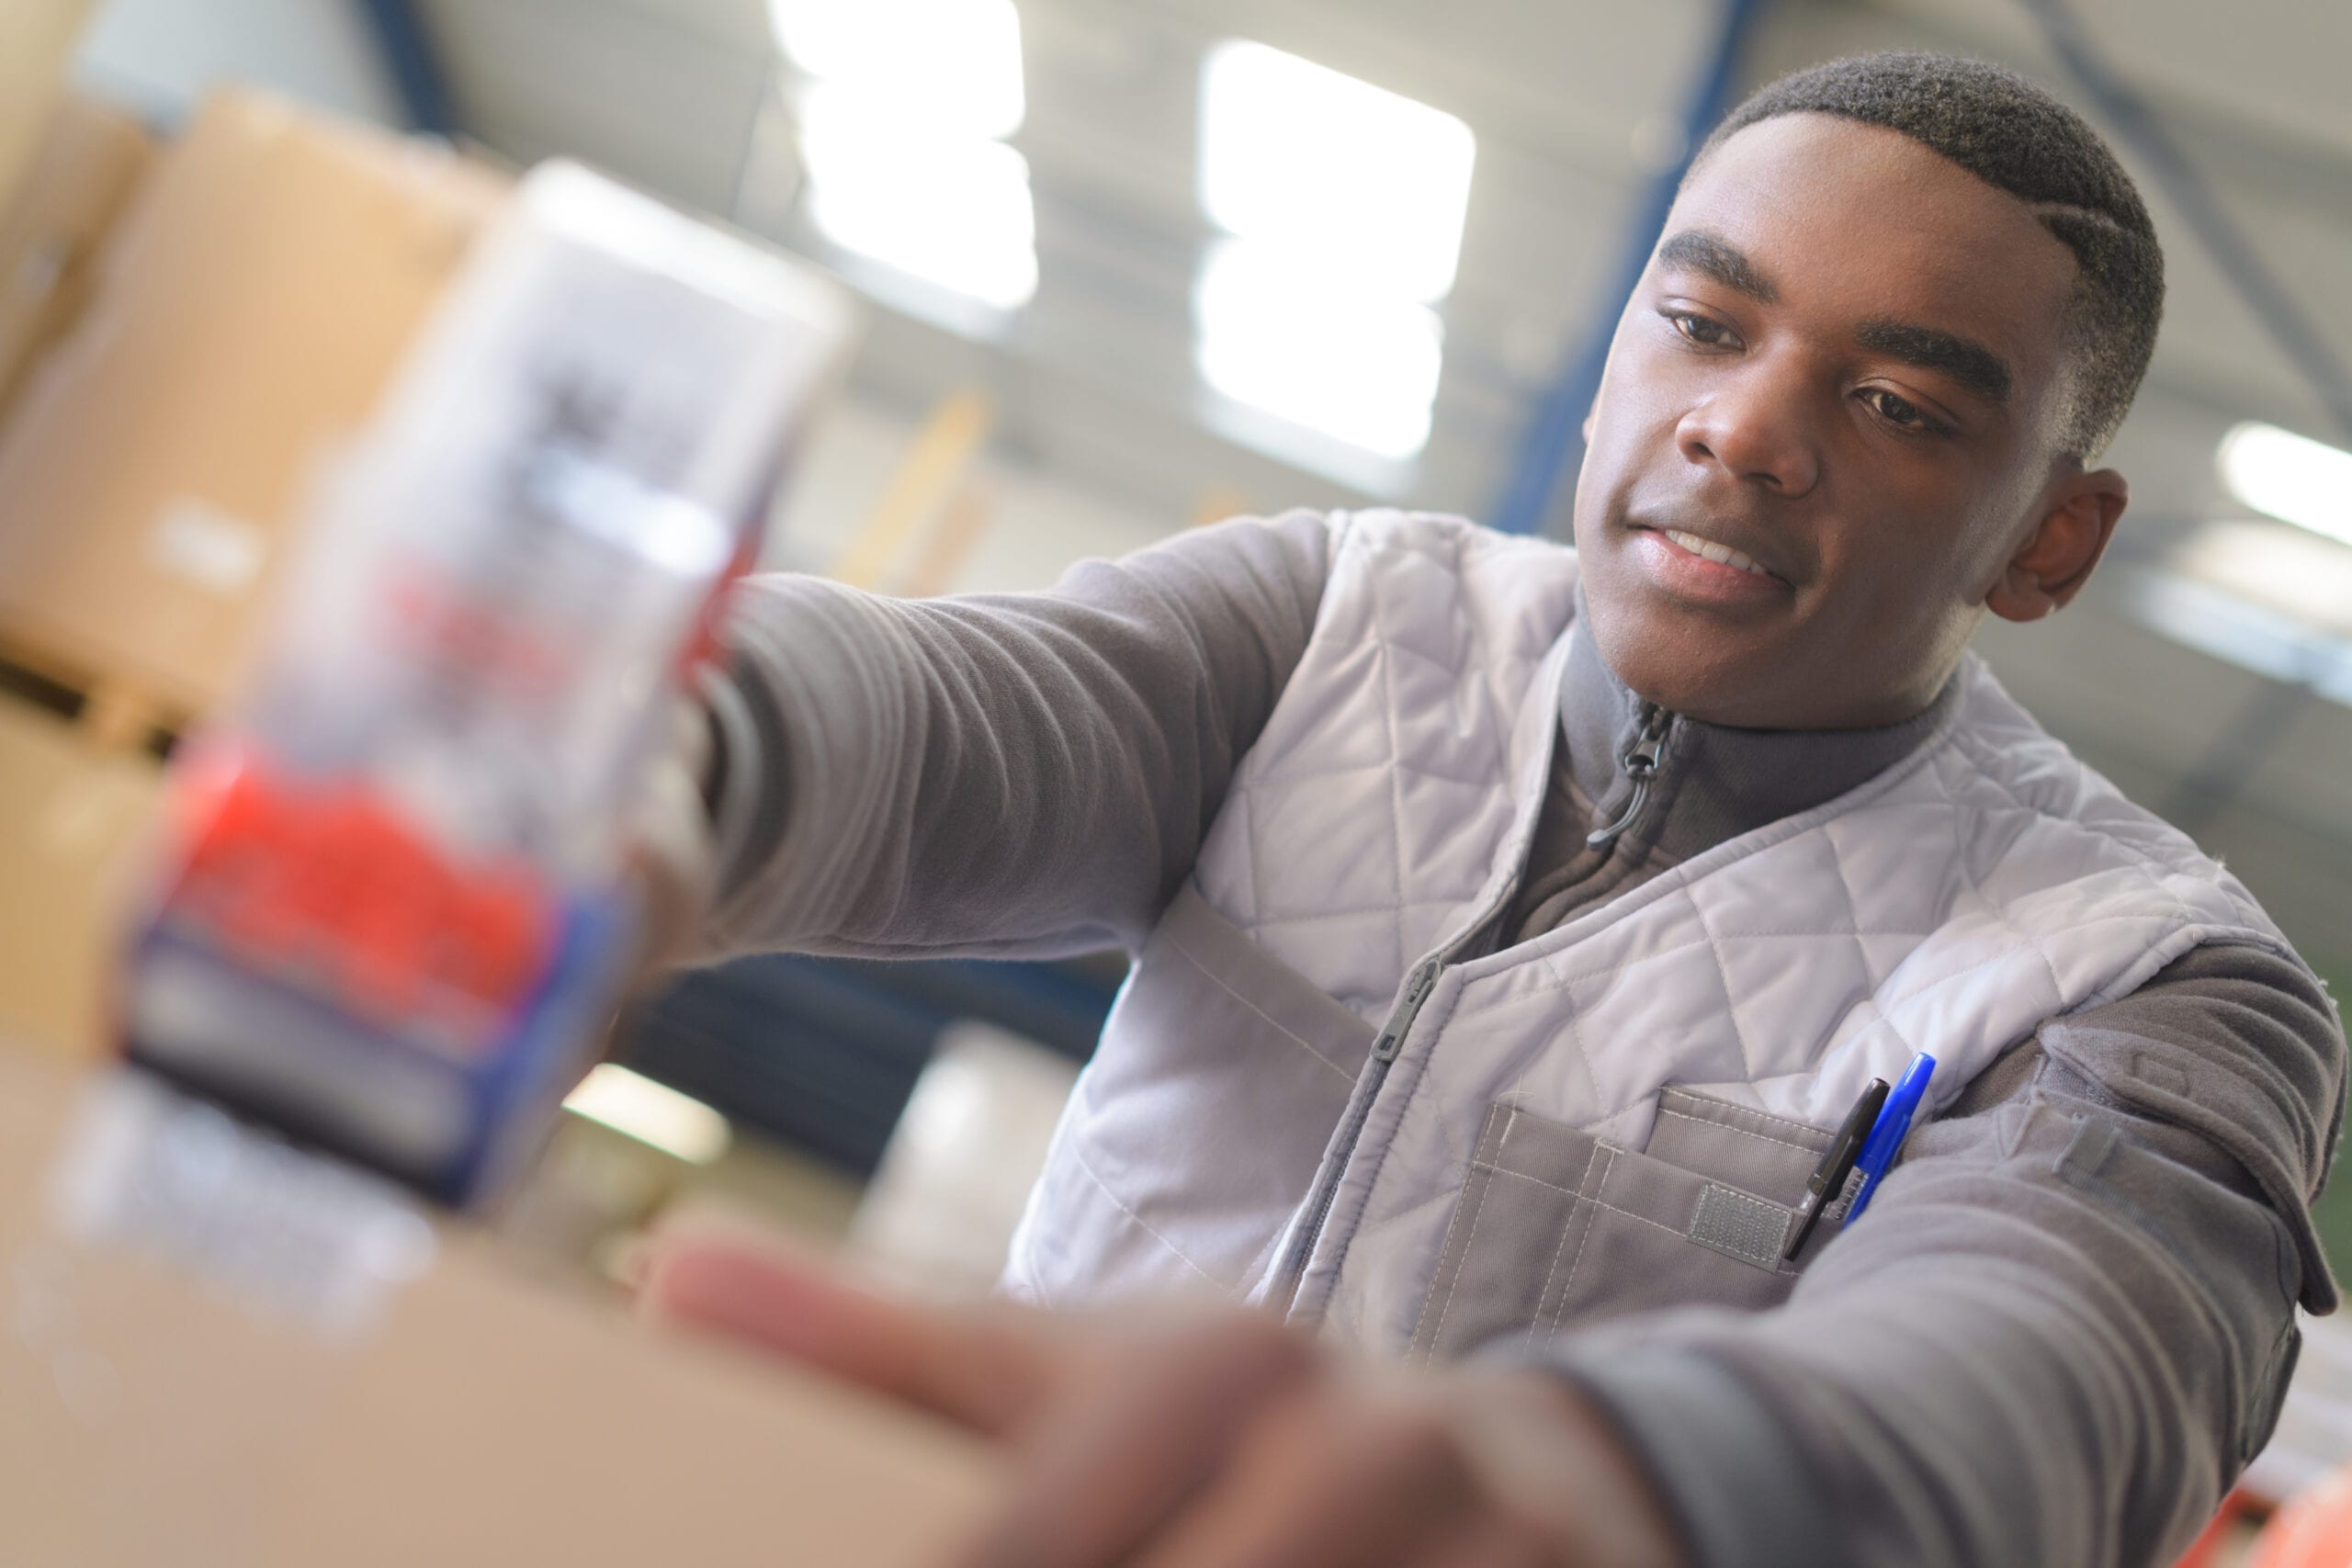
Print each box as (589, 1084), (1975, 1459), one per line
(1675, 365), (1822, 498)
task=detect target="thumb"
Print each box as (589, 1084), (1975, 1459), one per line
(624, 699), (719, 985)
(639, 1223), (1060, 1438)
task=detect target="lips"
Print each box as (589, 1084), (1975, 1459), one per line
(1657, 528), (1776, 581)
(1627, 520), (1794, 587)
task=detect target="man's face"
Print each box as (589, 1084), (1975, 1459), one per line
(1572, 112), (2091, 730)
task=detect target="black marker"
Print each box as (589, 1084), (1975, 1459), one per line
(1782, 1077), (1888, 1261)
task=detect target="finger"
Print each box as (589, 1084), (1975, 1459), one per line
(1416, 1518), (1557, 1568)
(1120, 1382), (1478, 1568)
(622, 700), (718, 985)
(639, 1224), (1054, 1436)
(955, 1313), (1317, 1568)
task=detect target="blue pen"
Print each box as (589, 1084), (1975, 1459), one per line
(1840, 1052), (1937, 1224)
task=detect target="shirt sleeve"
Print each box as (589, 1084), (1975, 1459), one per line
(693, 508), (1335, 961)
(1537, 941), (2346, 1568)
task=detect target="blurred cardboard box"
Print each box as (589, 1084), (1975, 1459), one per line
(0, 89), (510, 722)
(0, 1051), (998, 1566)
(0, 698), (159, 1063)
(0, 0), (97, 210)
(0, 92), (155, 423)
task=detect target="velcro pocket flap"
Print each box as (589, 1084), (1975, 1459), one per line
(1410, 1095), (1826, 1362)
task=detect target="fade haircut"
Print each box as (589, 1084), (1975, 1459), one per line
(1697, 51), (2164, 462)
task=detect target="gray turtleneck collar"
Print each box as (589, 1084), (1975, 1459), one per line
(1509, 601), (1963, 942)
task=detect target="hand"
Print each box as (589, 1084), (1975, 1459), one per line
(639, 1227), (1687, 1568)
(621, 697), (719, 987)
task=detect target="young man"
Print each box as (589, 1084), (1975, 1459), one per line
(642, 52), (2346, 1568)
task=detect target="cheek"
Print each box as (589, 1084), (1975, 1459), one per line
(1930, 492), (2033, 604)
(1805, 509), (1953, 629)
(1603, 337), (1693, 432)
(1577, 379), (1682, 537)
(1587, 321), (1687, 454)
(1818, 449), (2000, 583)
(1816, 508), (2002, 655)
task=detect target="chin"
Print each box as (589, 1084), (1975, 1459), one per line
(1583, 582), (1785, 725)
(1621, 656), (1758, 723)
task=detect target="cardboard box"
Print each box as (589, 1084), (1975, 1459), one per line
(0, 89), (510, 720)
(0, 92), (154, 423)
(0, 1051), (999, 1565)
(0, 697), (160, 1062)
(0, 0), (96, 211)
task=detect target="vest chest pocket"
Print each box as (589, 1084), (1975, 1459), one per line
(1408, 1089), (1833, 1362)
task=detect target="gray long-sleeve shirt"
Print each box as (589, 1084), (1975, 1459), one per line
(698, 511), (2346, 1568)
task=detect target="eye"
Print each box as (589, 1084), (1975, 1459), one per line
(1662, 310), (1740, 349)
(1860, 387), (1949, 436)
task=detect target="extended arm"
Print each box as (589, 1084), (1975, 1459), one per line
(695, 510), (1332, 961)
(1548, 943), (2345, 1568)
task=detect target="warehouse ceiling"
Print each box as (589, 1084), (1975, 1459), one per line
(85, 0), (2352, 971)
(413, 0), (2352, 489)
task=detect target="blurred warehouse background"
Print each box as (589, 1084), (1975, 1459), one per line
(2, 0), (2347, 1306)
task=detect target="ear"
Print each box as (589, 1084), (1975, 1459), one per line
(1986, 468), (2128, 623)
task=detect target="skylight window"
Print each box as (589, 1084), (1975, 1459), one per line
(2122, 567), (2352, 710)
(1199, 40), (1476, 303)
(2217, 421), (2352, 549)
(772, 0), (1037, 311)
(768, 0), (1025, 138)
(1193, 42), (1473, 465)
(2122, 431), (2352, 714)
(2172, 518), (2352, 638)
(798, 89), (1039, 310)
(1194, 240), (1442, 461)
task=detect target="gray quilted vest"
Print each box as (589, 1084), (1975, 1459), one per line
(1002, 510), (2301, 1359)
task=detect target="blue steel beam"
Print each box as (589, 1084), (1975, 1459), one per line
(354, 0), (459, 138)
(1488, 0), (1771, 537)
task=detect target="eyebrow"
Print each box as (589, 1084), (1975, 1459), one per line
(1854, 320), (2012, 404)
(1657, 227), (2015, 407)
(1656, 229), (1779, 302)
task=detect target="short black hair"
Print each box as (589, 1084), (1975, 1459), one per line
(1697, 51), (2163, 462)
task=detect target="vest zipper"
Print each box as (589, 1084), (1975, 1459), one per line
(1374, 957), (1443, 1063)
(1585, 703), (1675, 851)
(1270, 956), (1442, 1308)
(1268, 652), (1579, 1314)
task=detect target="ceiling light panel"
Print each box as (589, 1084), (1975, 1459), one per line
(1199, 39), (1476, 303)
(1194, 239), (1443, 460)
(2172, 517), (2352, 638)
(769, 0), (1026, 139)
(2217, 421), (2352, 549)
(799, 86), (1039, 310)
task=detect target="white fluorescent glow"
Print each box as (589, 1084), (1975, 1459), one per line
(1199, 40), (1476, 303)
(2122, 566), (2352, 710)
(1194, 240), (1442, 460)
(2171, 518), (2352, 637)
(563, 1064), (732, 1165)
(799, 87), (1038, 310)
(768, 0), (1026, 139)
(2217, 421), (2352, 549)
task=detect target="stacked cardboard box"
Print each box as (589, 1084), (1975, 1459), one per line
(0, 89), (510, 723)
(0, 700), (157, 1061)
(0, 88), (511, 1067)
(0, 0), (97, 211)
(0, 92), (154, 423)
(0, 72), (1001, 1568)
(0, 1053), (1000, 1564)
